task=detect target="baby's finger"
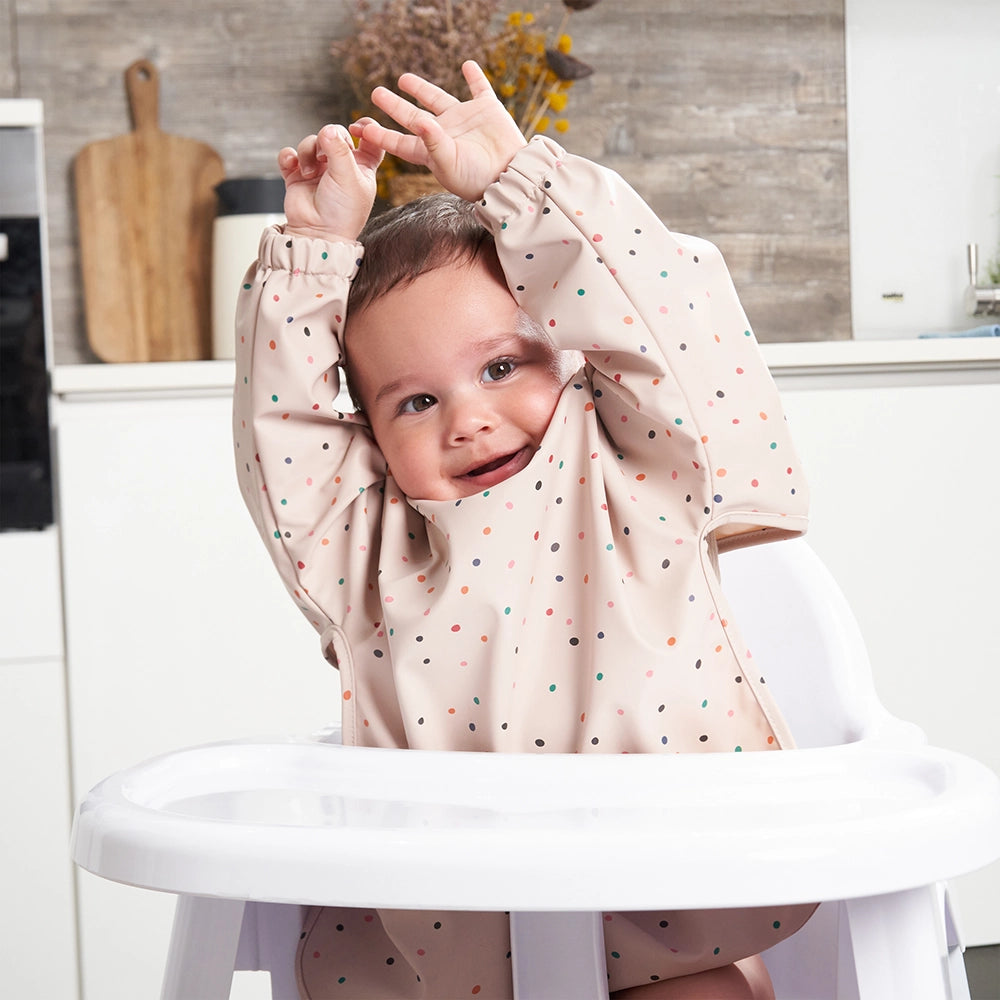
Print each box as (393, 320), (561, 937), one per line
(460, 60), (494, 99)
(370, 86), (428, 136)
(349, 117), (379, 135)
(354, 117), (428, 166)
(277, 146), (300, 179)
(319, 118), (384, 170)
(333, 124), (356, 147)
(354, 131), (386, 172)
(316, 124), (376, 182)
(396, 73), (462, 116)
(315, 124), (353, 157)
(294, 133), (324, 178)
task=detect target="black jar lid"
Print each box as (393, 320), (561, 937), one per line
(215, 177), (285, 216)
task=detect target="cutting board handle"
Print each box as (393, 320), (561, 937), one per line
(125, 59), (160, 132)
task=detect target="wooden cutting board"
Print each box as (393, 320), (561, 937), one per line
(75, 60), (225, 362)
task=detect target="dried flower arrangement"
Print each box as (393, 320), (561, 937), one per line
(332, 0), (601, 202)
(485, 1), (598, 140)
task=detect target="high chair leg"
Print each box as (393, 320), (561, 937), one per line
(941, 884), (972, 1000)
(160, 895), (245, 1000)
(510, 911), (609, 1000)
(843, 887), (955, 1000)
(235, 901), (307, 1000)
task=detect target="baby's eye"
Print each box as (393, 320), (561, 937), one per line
(483, 359), (516, 383)
(400, 393), (437, 415)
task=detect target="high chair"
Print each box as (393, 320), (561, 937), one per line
(71, 539), (1000, 1000)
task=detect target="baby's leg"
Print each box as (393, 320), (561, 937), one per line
(610, 955), (774, 1000)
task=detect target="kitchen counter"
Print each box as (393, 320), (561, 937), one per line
(52, 336), (1000, 399)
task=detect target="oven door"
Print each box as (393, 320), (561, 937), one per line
(1, 214), (53, 529)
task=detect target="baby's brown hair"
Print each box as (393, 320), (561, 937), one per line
(348, 192), (498, 317)
(343, 193), (500, 413)
(343, 192), (582, 413)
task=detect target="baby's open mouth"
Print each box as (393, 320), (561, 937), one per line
(460, 446), (533, 488)
(467, 453), (519, 477)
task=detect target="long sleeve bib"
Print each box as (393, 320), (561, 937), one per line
(234, 140), (815, 997)
(233, 138), (808, 754)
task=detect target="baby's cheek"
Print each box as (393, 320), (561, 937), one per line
(530, 375), (565, 439)
(388, 447), (452, 501)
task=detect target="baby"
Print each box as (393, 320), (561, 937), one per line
(234, 60), (813, 1000)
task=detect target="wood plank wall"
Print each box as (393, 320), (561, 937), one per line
(1, 0), (848, 364)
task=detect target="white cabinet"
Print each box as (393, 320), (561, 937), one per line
(54, 369), (340, 1000)
(0, 529), (79, 999)
(775, 358), (1000, 947)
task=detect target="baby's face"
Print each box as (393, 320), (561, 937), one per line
(346, 257), (565, 501)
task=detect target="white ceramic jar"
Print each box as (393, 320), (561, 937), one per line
(211, 177), (285, 360)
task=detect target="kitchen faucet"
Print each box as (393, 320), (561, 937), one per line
(965, 243), (1000, 315)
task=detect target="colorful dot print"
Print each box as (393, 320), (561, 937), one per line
(235, 137), (812, 997)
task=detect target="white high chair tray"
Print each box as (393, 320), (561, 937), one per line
(72, 735), (1000, 913)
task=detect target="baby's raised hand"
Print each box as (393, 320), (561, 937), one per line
(278, 124), (383, 243)
(353, 61), (527, 202)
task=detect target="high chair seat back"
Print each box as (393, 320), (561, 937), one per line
(719, 539), (923, 748)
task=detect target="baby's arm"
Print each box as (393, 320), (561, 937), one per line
(478, 140), (809, 549)
(351, 64), (805, 547)
(232, 126), (388, 650)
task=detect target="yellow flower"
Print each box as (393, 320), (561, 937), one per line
(548, 90), (568, 112)
(477, 1), (598, 141)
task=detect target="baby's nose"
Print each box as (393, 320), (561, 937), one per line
(447, 397), (499, 442)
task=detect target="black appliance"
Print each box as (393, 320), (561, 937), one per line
(1, 105), (53, 530)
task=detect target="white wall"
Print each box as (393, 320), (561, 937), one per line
(846, 0), (1000, 338)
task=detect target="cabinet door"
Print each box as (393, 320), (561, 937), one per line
(0, 529), (78, 999)
(0, 658), (79, 999)
(0, 530), (63, 661)
(57, 391), (340, 999)
(780, 379), (1000, 946)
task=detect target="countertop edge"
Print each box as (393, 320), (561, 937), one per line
(51, 338), (1000, 397)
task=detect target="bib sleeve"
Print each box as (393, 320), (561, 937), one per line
(232, 226), (388, 656)
(477, 138), (808, 550)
